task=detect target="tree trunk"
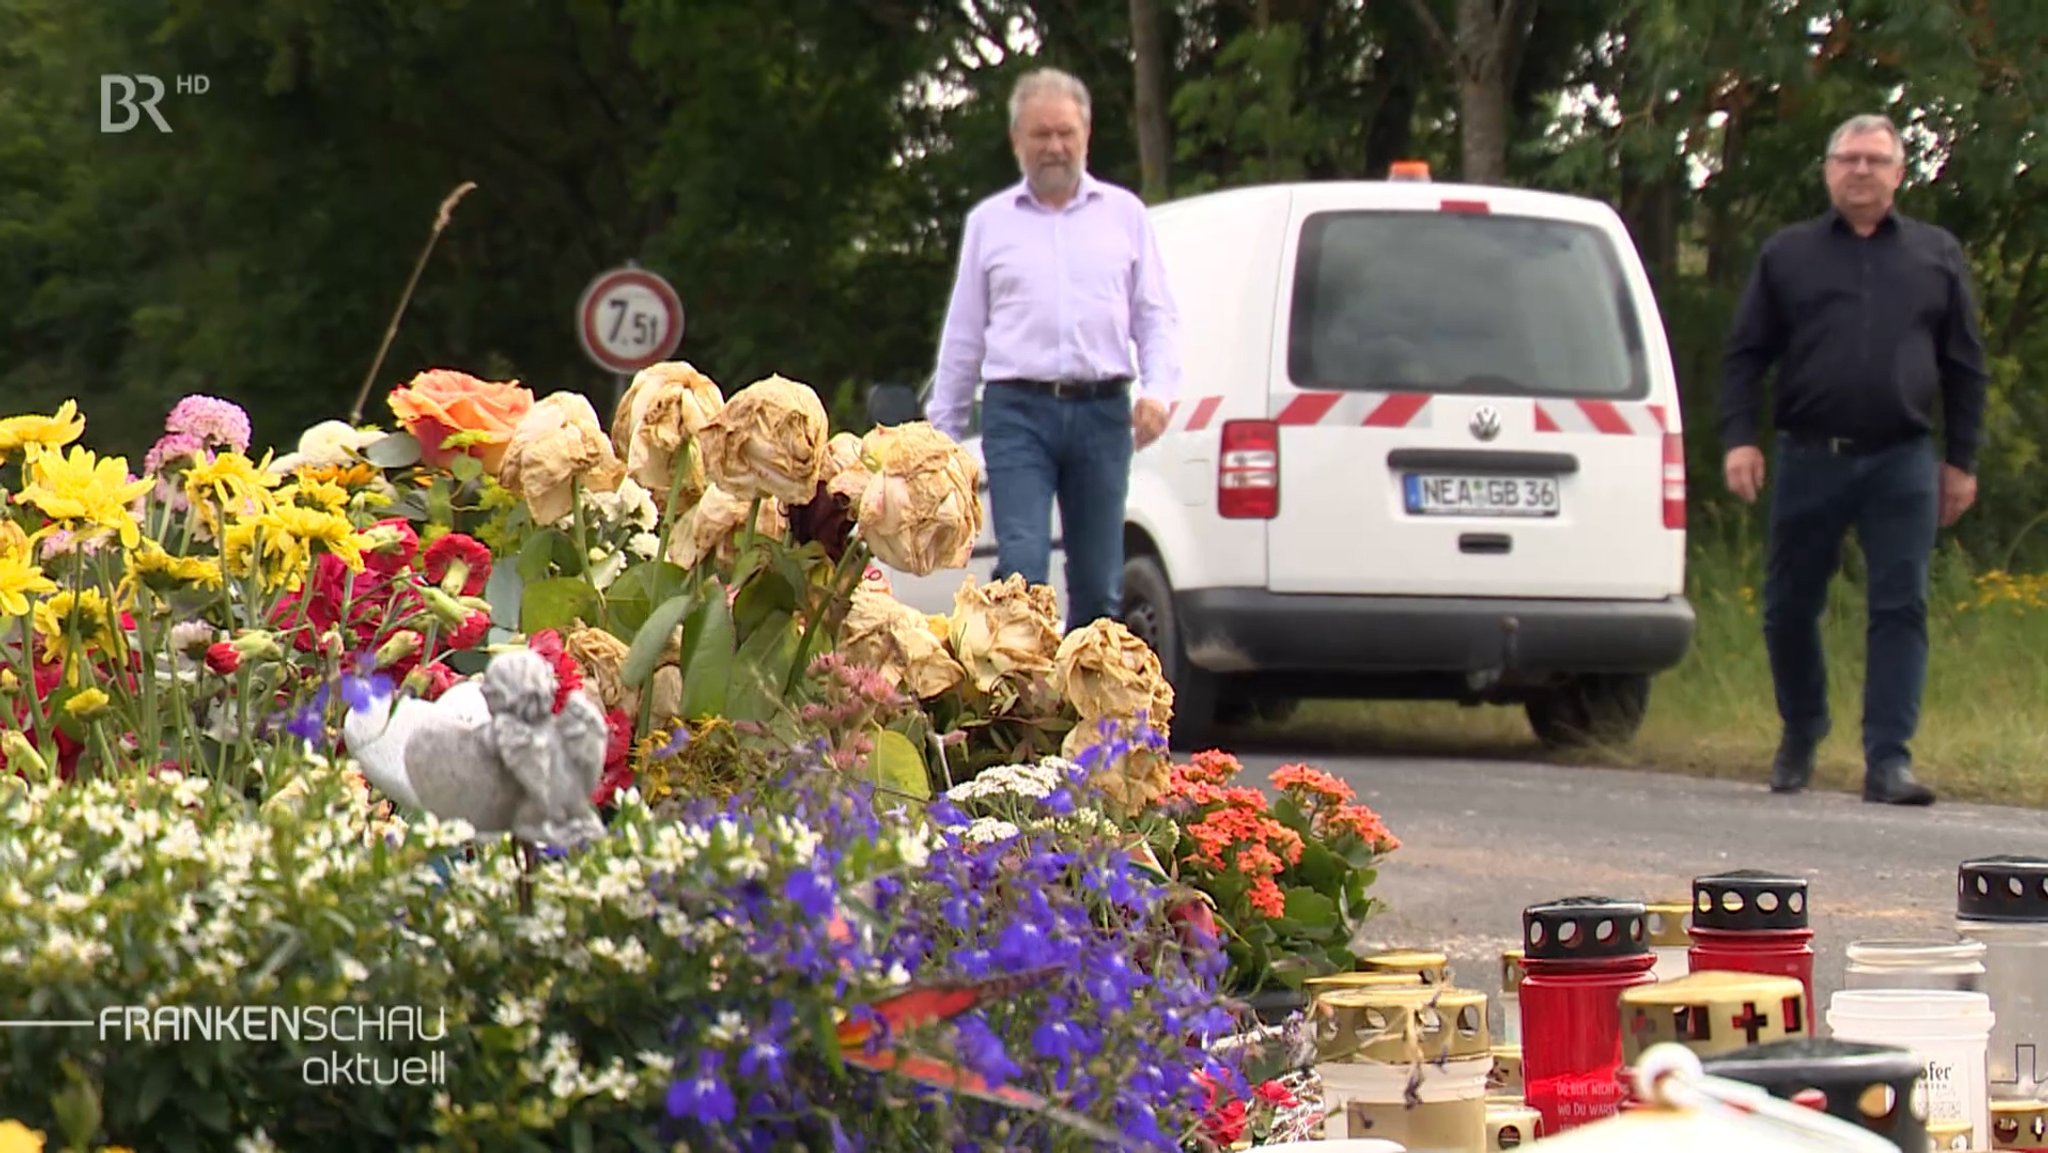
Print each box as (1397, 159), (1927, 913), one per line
(1127, 0), (1171, 201)
(1453, 0), (1525, 185)
(1405, 0), (1530, 185)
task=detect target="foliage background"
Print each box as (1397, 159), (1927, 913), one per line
(4, 0), (2045, 562)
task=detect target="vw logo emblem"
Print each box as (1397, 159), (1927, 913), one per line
(1469, 405), (1502, 442)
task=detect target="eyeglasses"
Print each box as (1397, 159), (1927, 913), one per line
(1828, 152), (1898, 170)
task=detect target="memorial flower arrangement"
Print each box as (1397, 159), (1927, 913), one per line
(0, 368), (1368, 1146)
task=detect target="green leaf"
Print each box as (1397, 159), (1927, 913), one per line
(518, 529), (566, 582)
(678, 589), (735, 720)
(603, 560), (688, 639)
(726, 611), (799, 722)
(449, 453), (484, 484)
(1290, 841), (1345, 890)
(623, 590), (694, 689)
(484, 555), (524, 631)
(731, 568), (800, 637)
(519, 577), (602, 634)
(1272, 793), (1314, 836)
(1261, 888), (1343, 942)
(135, 1060), (175, 1121)
(363, 430), (422, 468)
(870, 727), (931, 800)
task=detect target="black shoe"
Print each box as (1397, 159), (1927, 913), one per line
(1770, 737), (1818, 794)
(1863, 763), (1936, 806)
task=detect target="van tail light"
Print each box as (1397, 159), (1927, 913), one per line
(1662, 432), (1687, 530)
(1218, 419), (1280, 520)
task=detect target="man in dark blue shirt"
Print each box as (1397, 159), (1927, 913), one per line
(1718, 112), (1989, 807)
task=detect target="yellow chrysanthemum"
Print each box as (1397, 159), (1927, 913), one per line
(0, 549), (57, 618)
(62, 687), (110, 720)
(0, 1118), (46, 1153)
(14, 444), (151, 549)
(0, 400), (85, 460)
(182, 450), (280, 533)
(296, 461), (381, 489)
(123, 538), (225, 595)
(222, 506), (367, 592)
(277, 476), (350, 513)
(32, 587), (127, 668)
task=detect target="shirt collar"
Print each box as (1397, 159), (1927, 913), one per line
(1011, 170), (1103, 212)
(1825, 204), (1900, 235)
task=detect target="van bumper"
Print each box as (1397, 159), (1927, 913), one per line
(1174, 589), (1696, 679)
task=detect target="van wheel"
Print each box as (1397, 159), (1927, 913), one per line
(1525, 674), (1651, 749)
(1121, 555), (1219, 752)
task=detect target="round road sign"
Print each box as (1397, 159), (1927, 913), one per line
(576, 265), (685, 375)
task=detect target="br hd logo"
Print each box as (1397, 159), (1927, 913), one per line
(100, 74), (208, 133)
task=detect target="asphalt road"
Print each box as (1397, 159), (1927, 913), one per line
(1236, 749), (2048, 1027)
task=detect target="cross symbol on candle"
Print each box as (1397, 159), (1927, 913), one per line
(1730, 1001), (1769, 1045)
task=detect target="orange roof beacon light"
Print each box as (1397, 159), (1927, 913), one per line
(1388, 159), (1432, 182)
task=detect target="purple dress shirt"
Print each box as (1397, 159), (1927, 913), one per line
(928, 172), (1182, 441)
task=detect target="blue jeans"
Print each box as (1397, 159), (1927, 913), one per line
(980, 383), (1133, 630)
(1762, 432), (1939, 773)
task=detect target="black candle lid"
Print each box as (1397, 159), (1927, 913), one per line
(1703, 1037), (1926, 1153)
(1693, 868), (1810, 931)
(1522, 896), (1648, 961)
(1958, 855), (2048, 922)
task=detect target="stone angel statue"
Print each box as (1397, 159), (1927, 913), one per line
(344, 648), (609, 851)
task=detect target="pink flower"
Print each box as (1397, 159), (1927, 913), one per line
(144, 431), (209, 474)
(164, 394), (252, 453)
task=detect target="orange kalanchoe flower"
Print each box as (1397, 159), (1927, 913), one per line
(1271, 762), (1355, 805)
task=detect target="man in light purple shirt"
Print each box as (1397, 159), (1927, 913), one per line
(928, 66), (1182, 631)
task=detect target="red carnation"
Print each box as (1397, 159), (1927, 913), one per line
(423, 533), (492, 597)
(526, 628), (583, 713)
(204, 642), (240, 676)
(591, 707), (636, 806)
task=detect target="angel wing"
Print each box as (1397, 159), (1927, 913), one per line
(549, 689), (610, 801)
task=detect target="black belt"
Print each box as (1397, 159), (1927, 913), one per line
(1781, 430), (1925, 457)
(987, 377), (1132, 400)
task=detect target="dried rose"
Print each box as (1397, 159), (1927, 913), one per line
(855, 421), (981, 577)
(564, 623), (636, 714)
(1061, 715), (1173, 816)
(1053, 618), (1175, 730)
(611, 360), (724, 507)
(839, 585), (965, 700)
(498, 391), (625, 525)
(948, 573), (1061, 694)
(666, 483), (788, 570)
(695, 374), (830, 505)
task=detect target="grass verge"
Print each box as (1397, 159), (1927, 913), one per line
(1241, 513), (2048, 807)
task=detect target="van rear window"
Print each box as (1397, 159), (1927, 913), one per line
(1286, 210), (1651, 399)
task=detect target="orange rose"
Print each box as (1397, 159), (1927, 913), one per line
(387, 369), (535, 473)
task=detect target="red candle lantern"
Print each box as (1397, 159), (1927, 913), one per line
(1687, 869), (1816, 1036)
(1518, 896), (1657, 1135)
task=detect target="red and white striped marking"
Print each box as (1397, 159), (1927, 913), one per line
(1167, 395), (1224, 431)
(1270, 390), (1433, 428)
(1170, 394), (1667, 435)
(1533, 400), (1669, 436)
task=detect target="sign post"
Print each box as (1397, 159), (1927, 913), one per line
(575, 262), (685, 414)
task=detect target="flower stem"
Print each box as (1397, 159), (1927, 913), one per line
(570, 478), (591, 577)
(654, 441), (696, 567)
(782, 538), (870, 697)
(9, 617), (53, 769)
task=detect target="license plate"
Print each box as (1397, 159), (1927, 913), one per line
(1403, 473), (1560, 517)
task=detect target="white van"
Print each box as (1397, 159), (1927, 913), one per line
(876, 168), (1696, 750)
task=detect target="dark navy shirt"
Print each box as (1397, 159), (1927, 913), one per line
(1718, 207), (1989, 472)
